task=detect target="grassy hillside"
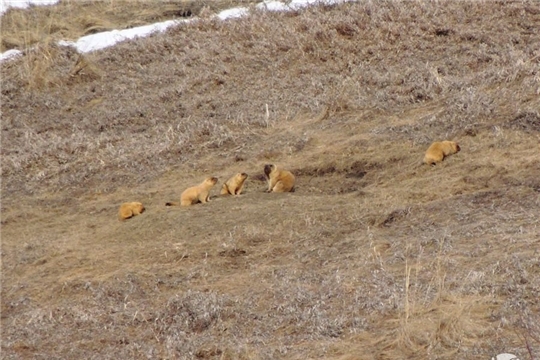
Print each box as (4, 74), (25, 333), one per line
(0, 0), (262, 52)
(1, 1), (540, 359)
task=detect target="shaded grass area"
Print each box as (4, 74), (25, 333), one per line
(1, 1), (540, 359)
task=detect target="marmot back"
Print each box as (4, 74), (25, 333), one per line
(423, 141), (461, 165)
(118, 202), (145, 221)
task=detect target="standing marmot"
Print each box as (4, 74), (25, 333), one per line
(264, 164), (295, 193)
(221, 173), (248, 195)
(118, 202), (145, 221)
(423, 141), (461, 165)
(166, 177), (218, 206)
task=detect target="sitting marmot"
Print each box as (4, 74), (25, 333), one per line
(264, 164), (295, 193)
(221, 172), (248, 195)
(166, 177), (218, 206)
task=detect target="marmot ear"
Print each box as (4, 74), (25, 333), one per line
(456, 144), (461, 151)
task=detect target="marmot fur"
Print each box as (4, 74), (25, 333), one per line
(118, 202), (145, 221)
(221, 172), (248, 195)
(264, 164), (295, 193)
(166, 177), (218, 206)
(423, 141), (461, 165)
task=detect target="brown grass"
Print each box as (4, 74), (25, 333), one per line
(2, 0), (540, 359)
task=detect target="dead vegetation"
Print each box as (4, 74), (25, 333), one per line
(1, 0), (540, 359)
(0, 0), (263, 52)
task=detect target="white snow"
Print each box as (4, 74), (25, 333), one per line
(289, 0), (322, 9)
(217, 7), (249, 21)
(58, 19), (189, 54)
(0, 0), (58, 15)
(1, 0), (357, 62)
(256, 1), (291, 12)
(492, 354), (519, 360)
(0, 48), (22, 62)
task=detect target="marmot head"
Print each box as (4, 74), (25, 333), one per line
(205, 177), (219, 185)
(133, 202), (145, 213)
(238, 172), (248, 180)
(445, 141), (460, 154)
(264, 164), (275, 177)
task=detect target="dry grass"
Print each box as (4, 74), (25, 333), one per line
(0, 0), (263, 52)
(2, 0), (540, 359)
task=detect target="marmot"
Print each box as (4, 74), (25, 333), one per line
(423, 141), (461, 165)
(221, 172), (248, 195)
(118, 202), (145, 221)
(166, 176), (218, 206)
(264, 164), (295, 193)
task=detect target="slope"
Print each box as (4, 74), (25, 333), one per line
(2, 1), (540, 359)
